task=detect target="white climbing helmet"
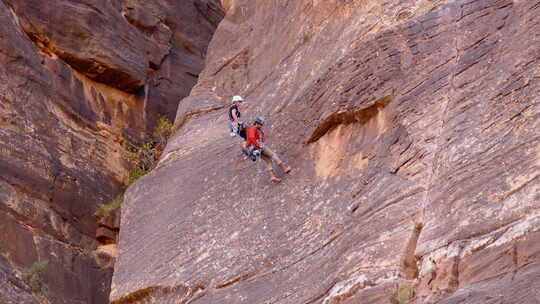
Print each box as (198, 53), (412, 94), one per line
(232, 95), (244, 103)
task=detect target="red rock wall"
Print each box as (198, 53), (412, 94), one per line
(0, 1), (222, 303)
(112, 0), (539, 303)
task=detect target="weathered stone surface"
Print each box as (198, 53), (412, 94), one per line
(4, 0), (158, 92)
(125, 0), (225, 128)
(94, 244), (119, 270)
(97, 227), (118, 244)
(98, 209), (121, 231)
(112, 0), (539, 303)
(0, 0), (222, 303)
(0, 255), (39, 304)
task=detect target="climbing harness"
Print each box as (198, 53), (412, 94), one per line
(244, 145), (262, 162)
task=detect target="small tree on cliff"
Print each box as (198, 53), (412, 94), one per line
(22, 260), (48, 293)
(154, 116), (173, 152)
(126, 116), (173, 186)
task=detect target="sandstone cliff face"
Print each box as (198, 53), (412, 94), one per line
(112, 0), (539, 303)
(0, 1), (222, 303)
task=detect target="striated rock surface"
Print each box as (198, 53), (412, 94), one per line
(0, 0), (222, 303)
(0, 254), (39, 304)
(112, 0), (540, 303)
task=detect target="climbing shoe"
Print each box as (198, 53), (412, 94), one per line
(279, 163), (291, 174)
(271, 176), (281, 183)
(269, 169), (281, 183)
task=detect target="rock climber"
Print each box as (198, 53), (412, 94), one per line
(228, 95), (246, 139)
(243, 117), (291, 183)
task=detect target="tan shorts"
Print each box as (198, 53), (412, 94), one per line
(260, 145), (283, 170)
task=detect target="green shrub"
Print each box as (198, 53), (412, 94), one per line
(124, 117), (173, 187)
(127, 167), (147, 186)
(153, 116), (173, 148)
(94, 195), (123, 218)
(127, 142), (158, 172)
(397, 285), (414, 304)
(22, 260), (48, 292)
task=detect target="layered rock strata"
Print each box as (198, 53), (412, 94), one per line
(112, 0), (539, 303)
(0, 0), (222, 303)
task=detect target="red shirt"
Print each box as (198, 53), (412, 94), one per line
(245, 126), (264, 148)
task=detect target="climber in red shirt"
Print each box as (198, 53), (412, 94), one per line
(245, 123), (263, 148)
(243, 117), (291, 183)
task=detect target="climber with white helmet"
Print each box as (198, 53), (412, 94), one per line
(243, 117), (291, 183)
(228, 95), (246, 139)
